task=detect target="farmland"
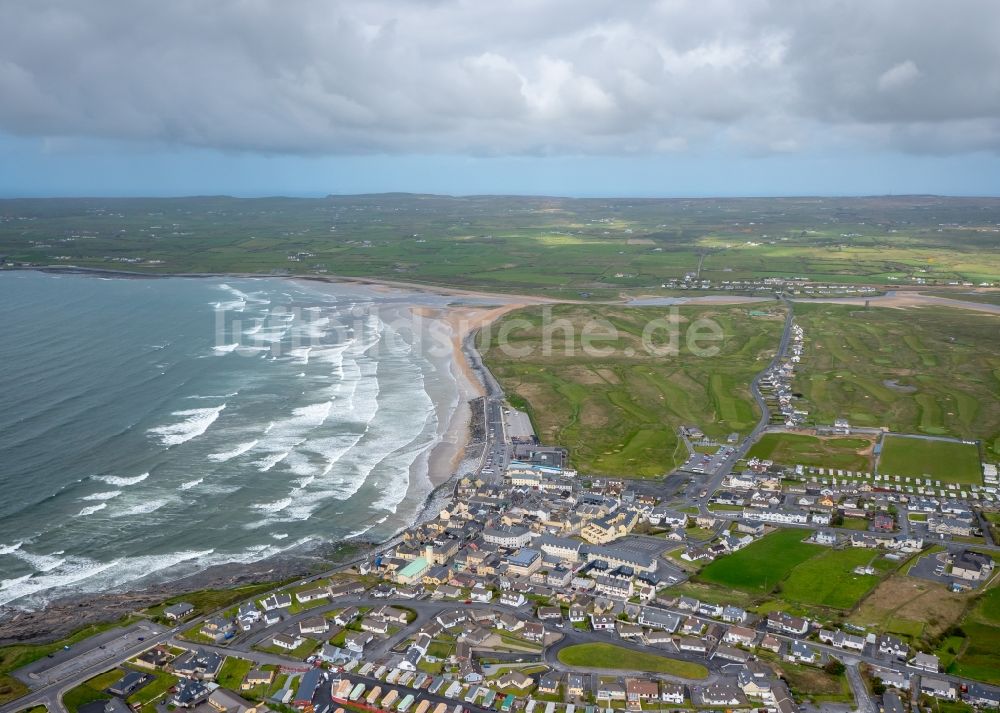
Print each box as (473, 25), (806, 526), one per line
(481, 304), (783, 476)
(556, 643), (708, 678)
(746, 432), (874, 471)
(696, 529), (821, 594)
(877, 435), (983, 484)
(791, 303), (1000, 461)
(2, 195), (1000, 297)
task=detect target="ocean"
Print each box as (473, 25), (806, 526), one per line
(0, 272), (467, 609)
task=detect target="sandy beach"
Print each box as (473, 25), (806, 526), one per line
(792, 290), (1000, 315)
(416, 303), (529, 486)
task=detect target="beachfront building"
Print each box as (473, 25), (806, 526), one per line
(395, 556), (430, 585)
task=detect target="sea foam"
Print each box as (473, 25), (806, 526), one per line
(207, 439), (259, 463)
(94, 472), (150, 487)
(148, 404), (226, 446)
(81, 490), (122, 501)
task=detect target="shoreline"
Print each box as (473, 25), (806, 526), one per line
(0, 273), (524, 645)
(12, 264), (1000, 314)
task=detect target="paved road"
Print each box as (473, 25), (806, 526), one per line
(845, 662), (877, 713)
(674, 297), (794, 514)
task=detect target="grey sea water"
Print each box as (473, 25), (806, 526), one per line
(0, 272), (462, 609)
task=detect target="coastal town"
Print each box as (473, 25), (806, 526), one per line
(3, 311), (999, 713)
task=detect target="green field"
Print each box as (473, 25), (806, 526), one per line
(696, 529), (898, 611)
(877, 436), (983, 484)
(556, 643), (708, 678)
(747, 432), (873, 471)
(61, 669), (121, 712)
(2, 195), (1000, 298)
(696, 529), (821, 594)
(780, 549), (893, 609)
(792, 303), (1000, 461)
(482, 304), (783, 476)
(948, 586), (1000, 684)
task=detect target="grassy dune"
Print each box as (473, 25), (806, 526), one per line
(481, 304), (783, 476)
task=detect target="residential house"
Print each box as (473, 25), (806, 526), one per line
(271, 633), (302, 651)
(241, 669), (275, 691)
(344, 631), (373, 653)
(170, 650), (224, 680)
(660, 684), (686, 704)
(170, 678), (210, 708)
(920, 677), (957, 700)
(360, 617), (389, 635)
(723, 625), (757, 647)
(789, 640), (818, 664)
(909, 652), (940, 672)
(295, 587), (329, 604)
(767, 611), (809, 635)
(638, 607), (680, 632)
(107, 671), (149, 697)
(334, 606), (359, 627)
(163, 602), (195, 621)
(259, 593), (292, 611)
(625, 678), (659, 703)
(590, 614), (616, 631)
(695, 680), (745, 707)
(537, 672), (562, 696)
(722, 605), (748, 624)
(298, 617), (328, 636)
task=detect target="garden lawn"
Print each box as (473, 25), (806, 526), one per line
(557, 644), (707, 678)
(61, 669), (122, 713)
(217, 657), (253, 690)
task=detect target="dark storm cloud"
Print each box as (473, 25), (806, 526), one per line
(0, 0), (997, 155)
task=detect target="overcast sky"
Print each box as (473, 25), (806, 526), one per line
(1, 0), (999, 197)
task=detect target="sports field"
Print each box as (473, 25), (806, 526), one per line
(877, 436), (982, 484)
(746, 432), (873, 471)
(481, 304), (783, 476)
(556, 643), (708, 678)
(696, 529), (821, 594)
(792, 303), (1000, 461)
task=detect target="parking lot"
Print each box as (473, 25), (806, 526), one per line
(14, 622), (167, 687)
(908, 548), (990, 590)
(680, 446), (736, 475)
